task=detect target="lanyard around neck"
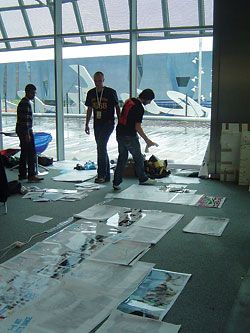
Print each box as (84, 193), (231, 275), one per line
(96, 87), (104, 109)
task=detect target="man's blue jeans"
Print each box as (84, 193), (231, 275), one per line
(113, 135), (148, 186)
(94, 122), (114, 180)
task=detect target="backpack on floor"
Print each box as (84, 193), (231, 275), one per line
(144, 155), (170, 179)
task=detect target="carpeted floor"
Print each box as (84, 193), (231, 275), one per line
(0, 165), (249, 333)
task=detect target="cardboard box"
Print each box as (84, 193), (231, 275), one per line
(123, 159), (136, 178)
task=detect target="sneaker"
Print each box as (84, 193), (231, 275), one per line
(113, 184), (121, 191)
(20, 186), (28, 194)
(139, 178), (157, 185)
(94, 177), (106, 184)
(28, 175), (44, 182)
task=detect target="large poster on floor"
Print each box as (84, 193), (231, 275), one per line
(118, 268), (191, 320)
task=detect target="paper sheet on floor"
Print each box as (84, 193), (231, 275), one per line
(106, 184), (202, 206)
(75, 181), (105, 190)
(183, 216), (229, 236)
(74, 203), (130, 221)
(52, 169), (96, 182)
(118, 268), (191, 321)
(88, 240), (150, 266)
(106, 225), (167, 244)
(195, 195), (226, 208)
(63, 219), (121, 238)
(136, 211), (183, 230)
(25, 215), (53, 223)
(23, 241), (74, 257)
(157, 174), (200, 184)
(95, 310), (181, 333)
(46, 229), (105, 254)
(0, 279), (122, 333)
(0, 267), (59, 320)
(69, 260), (154, 299)
(23, 190), (88, 202)
(2, 251), (66, 277)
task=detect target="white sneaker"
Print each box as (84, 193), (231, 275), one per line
(139, 178), (157, 185)
(113, 184), (121, 191)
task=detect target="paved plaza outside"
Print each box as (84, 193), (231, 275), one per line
(1, 114), (210, 166)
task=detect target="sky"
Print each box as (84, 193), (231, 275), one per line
(0, 37), (213, 64)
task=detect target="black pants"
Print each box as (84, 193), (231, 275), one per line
(17, 130), (36, 177)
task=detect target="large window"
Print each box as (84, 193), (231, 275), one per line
(0, 0), (213, 166)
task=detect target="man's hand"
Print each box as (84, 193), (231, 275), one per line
(85, 125), (90, 135)
(146, 139), (158, 148)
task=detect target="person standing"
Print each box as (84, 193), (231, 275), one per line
(113, 89), (158, 190)
(16, 84), (43, 182)
(85, 71), (120, 183)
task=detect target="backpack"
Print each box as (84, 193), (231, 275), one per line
(144, 155), (170, 179)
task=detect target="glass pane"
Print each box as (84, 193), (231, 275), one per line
(104, 0), (129, 30)
(64, 37), (82, 45)
(110, 34), (129, 41)
(137, 0), (163, 29)
(77, 0), (103, 32)
(170, 30), (200, 36)
(137, 37), (211, 165)
(0, 0), (19, 7)
(26, 7), (53, 35)
(204, 0), (214, 25)
(62, 2), (79, 34)
(23, 0), (42, 4)
(139, 32), (165, 39)
(86, 35), (106, 42)
(62, 40), (129, 161)
(36, 39), (54, 47)
(10, 40), (32, 48)
(168, 0), (199, 27)
(1, 59), (56, 159)
(1, 10), (28, 38)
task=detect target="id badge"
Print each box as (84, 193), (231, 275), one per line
(96, 111), (102, 119)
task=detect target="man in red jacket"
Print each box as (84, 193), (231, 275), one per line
(113, 89), (158, 190)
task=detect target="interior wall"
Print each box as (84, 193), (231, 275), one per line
(209, 0), (250, 176)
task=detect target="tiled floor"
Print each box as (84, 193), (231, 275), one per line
(1, 115), (210, 166)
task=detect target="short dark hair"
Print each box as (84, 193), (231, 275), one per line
(25, 84), (36, 93)
(139, 89), (155, 100)
(94, 71), (104, 78)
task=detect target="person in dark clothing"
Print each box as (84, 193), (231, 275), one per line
(16, 84), (43, 182)
(113, 89), (158, 190)
(85, 71), (120, 183)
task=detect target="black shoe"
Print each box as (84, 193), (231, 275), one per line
(94, 177), (106, 184)
(28, 175), (44, 182)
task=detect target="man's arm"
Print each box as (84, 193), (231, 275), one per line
(115, 104), (121, 121)
(135, 122), (158, 148)
(85, 106), (93, 135)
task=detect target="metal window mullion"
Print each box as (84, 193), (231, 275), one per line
(54, 0), (65, 161)
(0, 14), (11, 49)
(198, 0), (205, 35)
(161, 0), (170, 38)
(0, 4), (46, 12)
(72, 1), (86, 44)
(46, 0), (54, 21)
(98, 0), (111, 43)
(129, 0), (137, 98)
(18, 0), (37, 48)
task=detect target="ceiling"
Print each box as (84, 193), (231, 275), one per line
(0, 0), (213, 51)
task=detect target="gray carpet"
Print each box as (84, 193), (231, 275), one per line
(1, 166), (249, 333)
